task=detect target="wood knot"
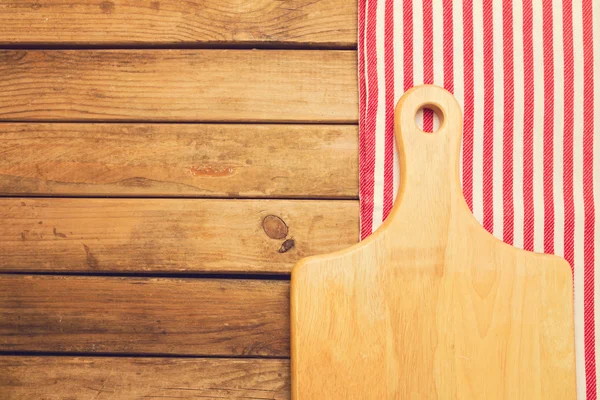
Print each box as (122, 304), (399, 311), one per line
(83, 244), (99, 269)
(99, 1), (114, 13)
(262, 215), (288, 240)
(278, 239), (295, 253)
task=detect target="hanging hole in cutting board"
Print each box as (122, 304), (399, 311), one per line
(415, 104), (444, 133)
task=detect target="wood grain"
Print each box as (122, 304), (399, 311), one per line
(0, 50), (357, 122)
(0, 357), (290, 400)
(0, 356), (290, 400)
(0, 123), (358, 198)
(0, 0), (356, 48)
(291, 86), (576, 399)
(0, 275), (289, 356)
(0, 198), (358, 274)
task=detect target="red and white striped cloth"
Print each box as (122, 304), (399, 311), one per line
(358, 0), (599, 397)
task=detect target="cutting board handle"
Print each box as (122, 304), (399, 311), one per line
(387, 85), (467, 242)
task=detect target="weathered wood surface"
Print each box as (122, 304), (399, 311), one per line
(0, 4), (359, 399)
(0, 275), (290, 356)
(0, 356), (290, 400)
(0, 123), (358, 198)
(0, 50), (357, 122)
(0, 198), (358, 273)
(0, 357), (290, 400)
(0, 0), (356, 48)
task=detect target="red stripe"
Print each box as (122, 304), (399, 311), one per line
(583, 0), (597, 396)
(563, 0), (575, 271)
(358, 0), (367, 138)
(462, 1), (474, 211)
(400, 0), (413, 227)
(422, 0), (434, 132)
(542, 1), (555, 254)
(357, 0), (368, 238)
(522, 0), (535, 252)
(443, 0), (453, 93)
(403, 0), (413, 91)
(502, 0), (514, 245)
(382, 0), (395, 220)
(482, 0), (494, 233)
(360, 0), (379, 239)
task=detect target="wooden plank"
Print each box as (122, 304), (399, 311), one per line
(0, 50), (357, 122)
(0, 0), (356, 48)
(0, 356), (290, 400)
(0, 198), (358, 274)
(0, 275), (289, 356)
(0, 123), (358, 198)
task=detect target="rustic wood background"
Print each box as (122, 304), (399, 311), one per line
(0, 1), (358, 399)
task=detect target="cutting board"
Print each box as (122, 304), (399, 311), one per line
(291, 85), (576, 399)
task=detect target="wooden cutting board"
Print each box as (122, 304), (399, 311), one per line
(291, 85), (576, 399)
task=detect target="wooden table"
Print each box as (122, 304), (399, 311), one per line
(0, 2), (358, 398)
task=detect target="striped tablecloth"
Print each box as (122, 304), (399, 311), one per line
(358, 0), (599, 397)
